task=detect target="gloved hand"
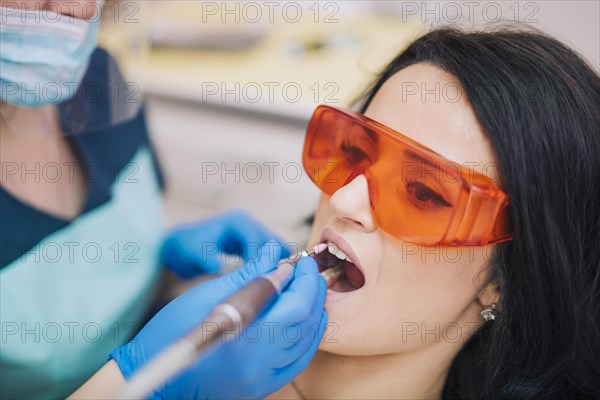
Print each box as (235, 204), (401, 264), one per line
(110, 241), (327, 400)
(160, 210), (288, 278)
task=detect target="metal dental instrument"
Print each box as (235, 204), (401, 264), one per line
(320, 264), (344, 287)
(114, 243), (336, 399)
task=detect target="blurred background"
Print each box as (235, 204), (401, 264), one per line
(97, 0), (599, 245)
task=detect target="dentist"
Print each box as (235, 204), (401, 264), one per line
(0, 1), (326, 398)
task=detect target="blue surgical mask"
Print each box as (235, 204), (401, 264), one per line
(0, 6), (100, 108)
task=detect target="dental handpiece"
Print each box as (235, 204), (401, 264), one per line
(114, 244), (343, 399)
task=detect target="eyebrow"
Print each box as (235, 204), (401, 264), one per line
(402, 149), (439, 168)
(364, 128), (378, 143)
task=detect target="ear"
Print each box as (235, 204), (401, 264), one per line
(476, 280), (501, 309)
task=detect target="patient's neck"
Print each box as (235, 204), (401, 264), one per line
(285, 336), (465, 399)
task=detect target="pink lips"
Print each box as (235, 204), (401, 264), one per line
(320, 228), (366, 304)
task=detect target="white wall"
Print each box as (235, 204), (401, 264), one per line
(372, 0), (599, 70)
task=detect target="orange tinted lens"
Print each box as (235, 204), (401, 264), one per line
(302, 106), (511, 246)
(368, 142), (464, 245)
(303, 106), (378, 196)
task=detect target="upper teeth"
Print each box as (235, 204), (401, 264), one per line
(327, 242), (353, 263)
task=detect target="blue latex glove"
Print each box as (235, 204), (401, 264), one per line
(160, 210), (288, 278)
(110, 241), (327, 400)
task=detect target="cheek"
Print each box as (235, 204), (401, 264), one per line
(307, 194), (332, 243)
(389, 246), (488, 315)
(349, 245), (489, 353)
(68, 1), (101, 20)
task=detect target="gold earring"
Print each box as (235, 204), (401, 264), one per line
(481, 304), (498, 321)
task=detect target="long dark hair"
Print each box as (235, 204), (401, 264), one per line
(358, 28), (600, 399)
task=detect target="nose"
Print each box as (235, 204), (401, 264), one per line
(48, 0), (103, 20)
(0, 0), (103, 20)
(329, 175), (377, 233)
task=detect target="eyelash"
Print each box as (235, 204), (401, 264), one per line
(405, 180), (452, 210)
(339, 140), (451, 210)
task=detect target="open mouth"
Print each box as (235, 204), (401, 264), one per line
(314, 242), (365, 292)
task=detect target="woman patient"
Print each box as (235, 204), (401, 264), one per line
(269, 28), (600, 399)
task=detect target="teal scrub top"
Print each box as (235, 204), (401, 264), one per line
(0, 49), (165, 399)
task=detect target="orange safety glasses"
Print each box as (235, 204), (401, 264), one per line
(302, 105), (512, 246)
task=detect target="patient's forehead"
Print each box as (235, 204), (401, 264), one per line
(364, 63), (497, 174)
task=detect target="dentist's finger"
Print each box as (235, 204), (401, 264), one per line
(262, 261), (325, 325)
(282, 275), (326, 350)
(272, 310), (328, 386)
(226, 240), (282, 289)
